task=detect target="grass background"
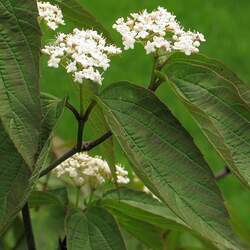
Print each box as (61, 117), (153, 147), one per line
(40, 0), (250, 247)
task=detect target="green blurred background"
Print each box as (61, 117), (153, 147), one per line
(40, 0), (250, 247)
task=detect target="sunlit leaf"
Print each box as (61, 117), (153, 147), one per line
(96, 81), (243, 250)
(102, 188), (187, 231)
(163, 53), (250, 188)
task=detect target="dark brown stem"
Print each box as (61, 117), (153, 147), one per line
(82, 131), (112, 151)
(39, 148), (77, 178)
(39, 101), (99, 178)
(148, 79), (161, 92)
(58, 237), (67, 250)
(66, 100), (81, 121)
(215, 167), (231, 180)
(39, 131), (112, 178)
(76, 101), (96, 151)
(76, 119), (84, 151)
(82, 101), (96, 124)
(22, 203), (36, 250)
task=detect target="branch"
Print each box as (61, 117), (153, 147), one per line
(215, 167), (231, 180)
(39, 148), (77, 178)
(58, 237), (67, 250)
(66, 100), (81, 121)
(22, 203), (36, 250)
(82, 101), (96, 124)
(39, 102), (100, 177)
(76, 119), (84, 151)
(76, 101), (96, 151)
(82, 131), (112, 151)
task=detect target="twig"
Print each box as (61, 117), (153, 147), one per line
(66, 100), (80, 121)
(76, 119), (84, 151)
(82, 101), (96, 124)
(39, 101), (102, 177)
(77, 101), (96, 151)
(39, 148), (77, 178)
(39, 132), (112, 177)
(215, 167), (231, 180)
(58, 237), (67, 250)
(82, 131), (112, 151)
(22, 203), (36, 250)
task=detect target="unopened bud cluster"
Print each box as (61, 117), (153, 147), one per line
(53, 152), (130, 196)
(113, 7), (205, 55)
(37, 1), (65, 30)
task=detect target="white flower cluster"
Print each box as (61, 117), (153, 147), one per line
(53, 152), (130, 196)
(42, 29), (121, 84)
(113, 6), (205, 55)
(37, 1), (65, 30)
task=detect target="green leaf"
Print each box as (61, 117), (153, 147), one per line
(29, 188), (68, 208)
(113, 210), (165, 250)
(96, 81), (243, 250)
(0, 0), (41, 168)
(40, 92), (67, 149)
(66, 207), (126, 250)
(103, 189), (218, 250)
(0, 122), (30, 233)
(48, 0), (113, 42)
(102, 188), (187, 231)
(0, 94), (65, 233)
(32, 203), (66, 250)
(34, 93), (66, 172)
(82, 81), (116, 183)
(162, 53), (250, 188)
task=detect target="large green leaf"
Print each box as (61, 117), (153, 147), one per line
(82, 81), (116, 181)
(113, 210), (165, 250)
(66, 207), (126, 250)
(103, 188), (187, 250)
(0, 94), (65, 233)
(29, 188), (68, 208)
(0, 122), (30, 233)
(0, 0), (41, 168)
(39, 92), (67, 149)
(163, 53), (250, 188)
(32, 202), (66, 250)
(96, 82), (243, 250)
(48, 0), (113, 42)
(102, 188), (187, 231)
(31, 94), (66, 180)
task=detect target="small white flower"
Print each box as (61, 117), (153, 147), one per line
(113, 6), (205, 56)
(48, 56), (60, 68)
(66, 61), (77, 73)
(43, 28), (121, 85)
(37, 1), (65, 30)
(115, 164), (130, 184)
